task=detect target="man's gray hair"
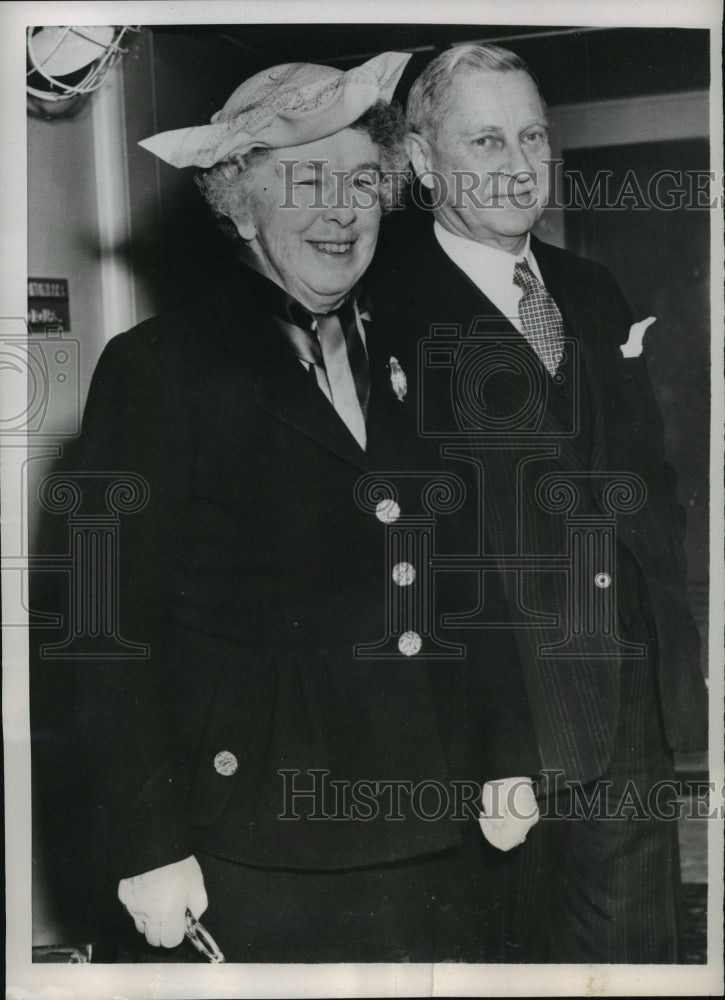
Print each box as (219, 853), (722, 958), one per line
(407, 43), (541, 137)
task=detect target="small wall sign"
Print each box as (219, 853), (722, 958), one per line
(28, 277), (70, 332)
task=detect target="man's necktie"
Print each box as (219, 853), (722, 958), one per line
(513, 259), (565, 376)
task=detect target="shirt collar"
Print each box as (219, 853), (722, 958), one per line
(433, 219), (536, 276)
(433, 220), (540, 278)
(432, 221), (546, 330)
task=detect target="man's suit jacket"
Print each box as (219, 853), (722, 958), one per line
(34, 267), (541, 884)
(368, 225), (708, 786)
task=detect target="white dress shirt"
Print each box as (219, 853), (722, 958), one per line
(434, 221), (546, 333)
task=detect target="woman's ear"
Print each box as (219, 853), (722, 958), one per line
(232, 209), (257, 242)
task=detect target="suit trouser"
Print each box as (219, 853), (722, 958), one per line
(108, 821), (547, 963)
(543, 645), (683, 963)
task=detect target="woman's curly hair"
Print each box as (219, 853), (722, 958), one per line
(195, 100), (409, 241)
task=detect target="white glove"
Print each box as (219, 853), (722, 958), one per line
(118, 854), (208, 948)
(478, 777), (540, 852)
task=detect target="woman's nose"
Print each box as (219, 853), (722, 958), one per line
(321, 199), (357, 226)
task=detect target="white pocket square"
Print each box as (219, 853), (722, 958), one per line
(620, 316), (656, 358)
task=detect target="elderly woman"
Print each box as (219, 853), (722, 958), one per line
(48, 52), (545, 964)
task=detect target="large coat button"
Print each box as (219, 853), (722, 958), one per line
(375, 498), (401, 523)
(398, 631), (422, 656)
(213, 751), (238, 776)
(392, 561), (416, 586)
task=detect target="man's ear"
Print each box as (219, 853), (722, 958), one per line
(406, 132), (436, 191)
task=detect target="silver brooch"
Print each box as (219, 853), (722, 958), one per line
(389, 356), (407, 402)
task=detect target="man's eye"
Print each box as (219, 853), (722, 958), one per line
(473, 136), (500, 149)
(295, 179), (320, 186)
(524, 130), (547, 145)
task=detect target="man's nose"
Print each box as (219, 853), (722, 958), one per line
(502, 141), (537, 185)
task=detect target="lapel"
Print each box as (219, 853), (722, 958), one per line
(402, 226), (520, 333)
(537, 239), (648, 482)
(211, 275), (409, 473)
(531, 235), (607, 470)
(364, 316), (414, 469)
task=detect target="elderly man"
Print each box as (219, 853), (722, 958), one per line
(369, 43), (708, 962)
(36, 52), (550, 963)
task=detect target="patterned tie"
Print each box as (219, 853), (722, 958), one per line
(513, 259), (565, 376)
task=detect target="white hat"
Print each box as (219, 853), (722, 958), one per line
(139, 50), (411, 169)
